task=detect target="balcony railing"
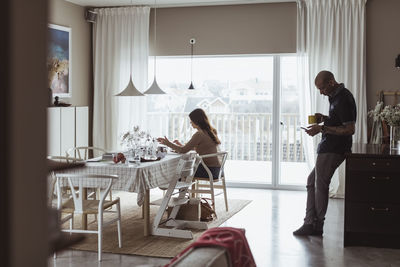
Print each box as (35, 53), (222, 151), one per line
(147, 112), (305, 162)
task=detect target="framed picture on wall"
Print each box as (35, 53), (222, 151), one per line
(47, 24), (71, 97)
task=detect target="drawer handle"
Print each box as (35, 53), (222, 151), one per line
(371, 176), (390, 180)
(386, 162), (390, 166)
(370, 207), (389, 212)
(372, 162), (376, 166)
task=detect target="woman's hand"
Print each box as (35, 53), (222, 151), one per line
(157, 136), (171, 146)
(173, 139), (183, 146)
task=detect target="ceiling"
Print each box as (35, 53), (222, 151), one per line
(65, 0), (294, 8)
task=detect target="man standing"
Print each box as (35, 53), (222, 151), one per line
(293, 70), (356, 236)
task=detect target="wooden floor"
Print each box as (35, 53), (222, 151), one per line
(49, 188), (400, 267)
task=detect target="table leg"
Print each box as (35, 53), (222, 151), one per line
(143, 189), (150, 236)
(81, 188), (87, 230)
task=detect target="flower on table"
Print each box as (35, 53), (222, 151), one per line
(120, 126), (153, 148)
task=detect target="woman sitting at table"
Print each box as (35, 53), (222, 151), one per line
(157, 108), (221, 179)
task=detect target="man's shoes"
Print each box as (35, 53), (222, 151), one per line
(293, 224), (323, 236)
(313, 220), (324, 236)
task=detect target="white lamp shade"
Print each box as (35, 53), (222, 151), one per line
(115, 77), (144, 96)
(144, 79), (165, 94)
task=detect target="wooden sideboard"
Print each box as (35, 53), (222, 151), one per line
(344, 143), (400, 248)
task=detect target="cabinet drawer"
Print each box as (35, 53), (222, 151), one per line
(347, 158), (399, 172)
(346, 171), (400, 203)
(345, 202), (400, 234)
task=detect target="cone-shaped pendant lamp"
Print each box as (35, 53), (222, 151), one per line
(188, 38), (195, 90)
(115, 2), (144, 97)
(144, 0), (165, 94)
(115, 75), (144, 96)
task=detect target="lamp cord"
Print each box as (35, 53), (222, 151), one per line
(130, 0), (133, 79)
(190, 43), (193, 82)
(153, 0), (157, 79)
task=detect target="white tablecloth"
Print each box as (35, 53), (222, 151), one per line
(56, 153), (183, 206)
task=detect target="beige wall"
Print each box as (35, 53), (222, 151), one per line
(150, 3), (297, 56)
(366, 0), (400, 110)
(48, 0), (92, 107)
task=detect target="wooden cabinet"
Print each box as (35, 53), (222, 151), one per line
(47, 106), (88, 157)
(344, 144), (400, 248)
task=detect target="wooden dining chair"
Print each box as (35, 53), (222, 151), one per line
(54, 173), (122, 261)
(190, 152), (229, 212)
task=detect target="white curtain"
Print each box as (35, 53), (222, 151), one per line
(93, 7), (150, 152)
(297, 0), (368, 197)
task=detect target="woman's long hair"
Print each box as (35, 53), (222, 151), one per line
(189, 108), (221, 145)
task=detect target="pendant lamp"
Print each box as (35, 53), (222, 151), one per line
(116, 3), (144, 96)
(144, 0), (165, 94)
(188, 38), (195, 90)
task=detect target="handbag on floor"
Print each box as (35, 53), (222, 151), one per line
(167, 198), (201, 221)
(200, 198), (216, 222)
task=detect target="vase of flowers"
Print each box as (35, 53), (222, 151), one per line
(390, 125), (400, 150)
(120, 126), (148, 159)
(368, 101), (384, 144)
(378, 104), (400, 149)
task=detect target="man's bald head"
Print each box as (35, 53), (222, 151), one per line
(314, 71), (339, 96)
(315, 71), (335, 84)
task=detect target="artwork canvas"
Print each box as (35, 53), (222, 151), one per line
(47, 24), (71, 97)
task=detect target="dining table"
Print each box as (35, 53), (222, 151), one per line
(54, 152), (184, 236)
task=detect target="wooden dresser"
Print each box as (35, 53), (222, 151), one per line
(345, 143), (400, 248)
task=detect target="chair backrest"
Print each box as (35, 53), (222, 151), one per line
(176, 153), (202, 184)
(47, 155), (84, 163)
(47, 156), (85, 207)
(66, 146), (107, 160)
(55, 173), (118, 213)
(199, 151), (228, 180)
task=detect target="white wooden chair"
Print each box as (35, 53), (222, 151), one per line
(47, 156), (84, 207)
(191, 152), (229, 212)
(54, 173), (122, 261)
(66, 146), (113, 202)
(152, 153), (208, 239)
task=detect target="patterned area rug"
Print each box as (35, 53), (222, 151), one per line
(67, 192), (251, 258)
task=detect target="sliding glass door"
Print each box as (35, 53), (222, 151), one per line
(147, 54), (308, 189)
(278, 56), (308, 187)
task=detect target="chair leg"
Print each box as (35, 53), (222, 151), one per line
(209, 181), (216, 212)
(69, 214), (73, 234)
(222, 177), (229, 211)
(211, 192), (216, 212)
(116, 200), (122, 248)
(191, 183), (196, 198)
(98, 212), (103, 261)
